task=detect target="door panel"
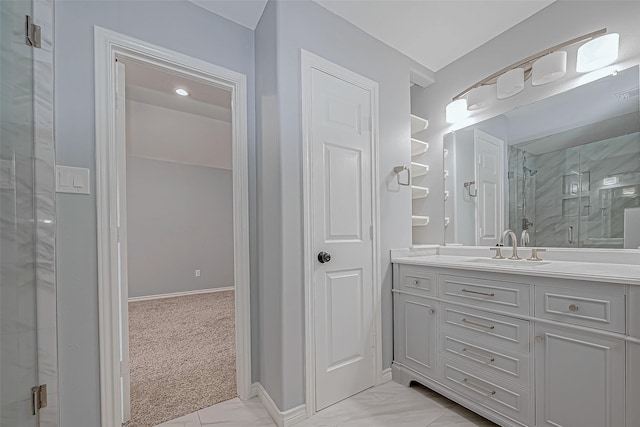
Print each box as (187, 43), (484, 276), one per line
(324, 144), (362, 240)
(311, 67), (375, 411)
(0, 1), (39, 426)
(475, 130), (504, 246)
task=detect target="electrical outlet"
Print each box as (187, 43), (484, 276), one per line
(195, 269), (201, 277)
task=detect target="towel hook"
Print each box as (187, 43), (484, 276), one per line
(394, 165), (411, 186)
(464, 181), (478, 197)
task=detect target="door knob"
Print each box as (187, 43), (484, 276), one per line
(317, 252), (331, 264)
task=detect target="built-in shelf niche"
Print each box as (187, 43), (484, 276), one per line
(410, 114), (429, 135)
(412, 186), (430, 199)
(411, 138), (429, 156)
(411, 162), (429, 178)
(412, 215), (430, 227)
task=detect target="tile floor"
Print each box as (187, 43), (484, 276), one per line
(155, 381), (497, 427)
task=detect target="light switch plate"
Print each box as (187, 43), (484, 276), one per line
(56, 165), (90, 194)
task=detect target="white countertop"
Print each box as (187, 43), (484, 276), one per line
(392, 254), (640, 286)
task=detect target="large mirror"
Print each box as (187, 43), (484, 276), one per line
(445, 65), (640, 248)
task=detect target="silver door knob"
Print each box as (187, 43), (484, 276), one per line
(317, 252), (331, 263)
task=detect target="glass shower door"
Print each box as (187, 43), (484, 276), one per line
(0, 0), (39, 426)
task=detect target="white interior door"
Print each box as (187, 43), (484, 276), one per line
(474, 129), (504, 246)
(310, 67), (375, 411)
(115, 60), (131, 424)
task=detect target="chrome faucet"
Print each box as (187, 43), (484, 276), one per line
(521, 230), (530, 247)
(500, 229), (521, 260)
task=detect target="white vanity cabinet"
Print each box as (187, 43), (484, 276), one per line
(392, 262), (636, 427)
(534, 323), (625, 427)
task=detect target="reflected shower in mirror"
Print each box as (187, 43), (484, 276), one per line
(445, 65), (640, 249)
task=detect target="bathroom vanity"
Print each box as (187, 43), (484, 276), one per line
(391, 246), (640, 427)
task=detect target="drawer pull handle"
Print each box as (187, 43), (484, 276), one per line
(413, 279), (420, 285)
(461, 288), (495, 297)
(461, 318), (495, 330)
(462, 348), (495, 362)
(569, 304), (579, 312)
(463, 378), (496, 396)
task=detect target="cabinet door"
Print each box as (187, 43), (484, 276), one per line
(534, 324), (625, 427)
(629, 341), (640, 427)
(394, 293), (438, 378)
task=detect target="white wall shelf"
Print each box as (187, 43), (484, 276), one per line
(411, 162), (429, 178)
(410, 114), (429, 135)
(412, 215), (430, 226)
(411, 138), (429, 156)
(412, 186), (430, 199)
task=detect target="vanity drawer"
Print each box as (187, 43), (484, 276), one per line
(441, 304), (530, 353)
(398, 265), (437, 297)
(442, 334), (530, 386)
(440, 275), (530, 315)
(535, 286), (625, 333)
(441, 361), (531, 426)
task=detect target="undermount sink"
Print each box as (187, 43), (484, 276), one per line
(466, 258), (551, 267)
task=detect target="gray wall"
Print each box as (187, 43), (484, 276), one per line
(54, 2), (256, 425)
(412, 1), (640, 245)
(126, 157), (234, 298)
(255, 0), (434, 410)
(254, 0), (285, 408)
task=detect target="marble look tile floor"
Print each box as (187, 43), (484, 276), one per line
(155, 381), (497, 427)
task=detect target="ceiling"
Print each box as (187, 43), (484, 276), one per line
(188, 0), (554, 72)
(121, 58), (233, 170)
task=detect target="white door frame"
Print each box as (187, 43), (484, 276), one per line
(94, 27), (251, 427)
(301, 49), (383, 416)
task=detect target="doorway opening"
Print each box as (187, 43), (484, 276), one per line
(95, 28), (251, 427)
(119, 58), (237, 425)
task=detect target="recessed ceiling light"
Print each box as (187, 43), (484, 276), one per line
(175, 88), (189, 96)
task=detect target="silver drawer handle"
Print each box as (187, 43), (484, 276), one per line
(461, 318), (495, 330)
(463, 378), (496, 396)
(462, 347), (495, 362)
(413, 279), (419, 285)
(569, 304), (579, 312)
(461, 288), (495, 297)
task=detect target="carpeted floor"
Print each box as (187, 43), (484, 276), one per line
(127, 291), (237, 426)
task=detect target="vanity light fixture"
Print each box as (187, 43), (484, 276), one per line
(445, 28), (620, 123)
(532, 51), (567, 86)
(576, 33), (619, 73)
(496, 68), (525, 99)
(446, 98), (468, 123)
(175, 88), (189, 96)
(466, 84), (495, 110)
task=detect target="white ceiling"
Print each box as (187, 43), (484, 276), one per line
(313, 0), (554, 72)
(188, 0), (555, 72)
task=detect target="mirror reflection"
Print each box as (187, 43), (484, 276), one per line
(445, 65), (640, 248)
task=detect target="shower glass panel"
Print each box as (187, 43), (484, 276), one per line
(1, 1), (39, 426)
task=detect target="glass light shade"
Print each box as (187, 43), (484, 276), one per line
(445, 99), (468, 124)
(576, 33), (619, 73)
(466, 85), (495, 110)
(496, 68), (524, 99)
(532, 51), (567, 86)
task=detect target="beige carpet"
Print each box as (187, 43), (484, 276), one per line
(127, 291), (237, 426)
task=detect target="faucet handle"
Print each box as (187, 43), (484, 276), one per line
(528, 248), (546, 261)
(490, 247), (505, 259)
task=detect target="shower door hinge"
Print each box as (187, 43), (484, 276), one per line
(31, 384), (47, 415)
(25, 15), (42, 48)
(508, 171), (515, 179)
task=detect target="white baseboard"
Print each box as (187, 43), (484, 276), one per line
(381, 368), (392, 383)
(253, 382), (307, 427)
(128, 286), (234, 302)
